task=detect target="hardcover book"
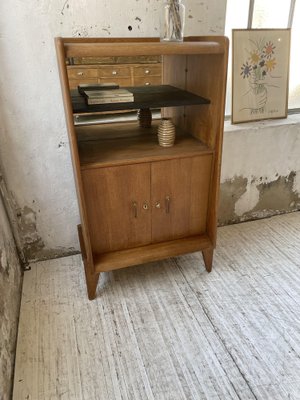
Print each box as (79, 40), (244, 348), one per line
(83, 88), (134, 105)
(78, 82), (119, 95)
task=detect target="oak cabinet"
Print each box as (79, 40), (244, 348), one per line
(55, 37), (228, 299)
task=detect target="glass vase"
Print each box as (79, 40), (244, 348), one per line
(160, 0), (185, 42)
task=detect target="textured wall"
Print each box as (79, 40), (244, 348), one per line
(219, 117), (300, 225)
(0, 0), (226, 261)
(0, 186), (22, 400)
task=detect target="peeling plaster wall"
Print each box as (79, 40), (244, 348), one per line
(0, 0), (226, 261)
(219, 117), (300, 225)
(0, 193), (22, 400)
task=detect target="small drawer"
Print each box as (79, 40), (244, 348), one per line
(100, 77), (132, 87)
(133, 65), (162, 77)
(133, 76), (162, 86)
(98, 66), (131, 78)
(67, 68), (98, 79)
(68, 78), (98, 90)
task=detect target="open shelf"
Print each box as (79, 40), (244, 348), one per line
(76, 121), (213, 169)
(71, 85), (210, 114)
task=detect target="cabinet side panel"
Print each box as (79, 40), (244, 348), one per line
(185, 48), (228, 246)
(162, 55), (187, 130)
(55, 38), (94, 269)
(151, 155), (212, 243)
(185, 53), (227, 148)
(81, 164), (151, 254)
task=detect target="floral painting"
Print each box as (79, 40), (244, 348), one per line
(232, 29), (291, 124)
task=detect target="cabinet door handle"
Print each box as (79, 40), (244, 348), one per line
(77, 71), (84, 76)
(132, 201), (138, 218)
(112, 70), (117, 75)
(165, 196), (171, 214)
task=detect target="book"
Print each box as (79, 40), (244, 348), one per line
(84, 88), (133, 98)
(86, 96), (135, 105)
(83, 88), (134, 105)
(78, 82), (119, 95)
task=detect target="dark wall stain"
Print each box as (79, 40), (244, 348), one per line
(0, 248), (9, 276)
(0, 249), (3, 273)
(16, 205), (78, 262)
(218, 176), (248, 225)
(0, 208), (22, 400)
(255, 172), (297, 211)
(31, 246), (79, 262)
(17, 206), (44, 259)
(219, 172), (300, 226)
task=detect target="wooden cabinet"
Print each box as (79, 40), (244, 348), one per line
(55, 37), (228, 300)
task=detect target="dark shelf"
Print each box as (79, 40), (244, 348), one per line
(71, 85), (210, 114)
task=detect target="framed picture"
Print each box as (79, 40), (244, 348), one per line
(232, 29), (291, 124)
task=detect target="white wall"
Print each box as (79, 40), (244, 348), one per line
(0, 0), (226, 260)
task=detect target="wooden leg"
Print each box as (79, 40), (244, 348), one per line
(202, 248), (214, 272)
(84, 262), (100, 300)
(77, 224), (99, 300)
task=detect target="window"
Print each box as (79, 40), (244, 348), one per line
(225, 0), (299, 116)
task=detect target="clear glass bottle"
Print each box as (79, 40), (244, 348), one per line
(160, 0), (185, 42)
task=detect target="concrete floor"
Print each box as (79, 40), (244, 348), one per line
(13, 212), (300, 399)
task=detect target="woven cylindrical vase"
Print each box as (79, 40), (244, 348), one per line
(157, 118), (175, 147)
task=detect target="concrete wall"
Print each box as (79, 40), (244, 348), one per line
(220, 117), (300, 225)
(0, 176), (23, 400)
(0, 0), (226, 261)
(0, 0), (299, 262)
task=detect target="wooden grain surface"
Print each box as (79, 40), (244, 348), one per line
(64, 40), (225, 58)
(77, 122), (212, 169)
(94, 235), (212, 273)
(13, 212), (300, 399)
(82, 163), (151, 254)
(55, 38), (95, 273)
(151, 155), (212, 243)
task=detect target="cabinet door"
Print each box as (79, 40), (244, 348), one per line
(151, 155), (212, 243)
(82, 164), (151, 254)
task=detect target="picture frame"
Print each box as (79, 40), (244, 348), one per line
(232, 29), (291, 124)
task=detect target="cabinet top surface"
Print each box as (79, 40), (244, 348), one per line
(57, 37), (228, 58)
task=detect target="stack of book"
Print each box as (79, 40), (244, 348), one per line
(78, 83), (134, 105)
(78, 82), (119, 95)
